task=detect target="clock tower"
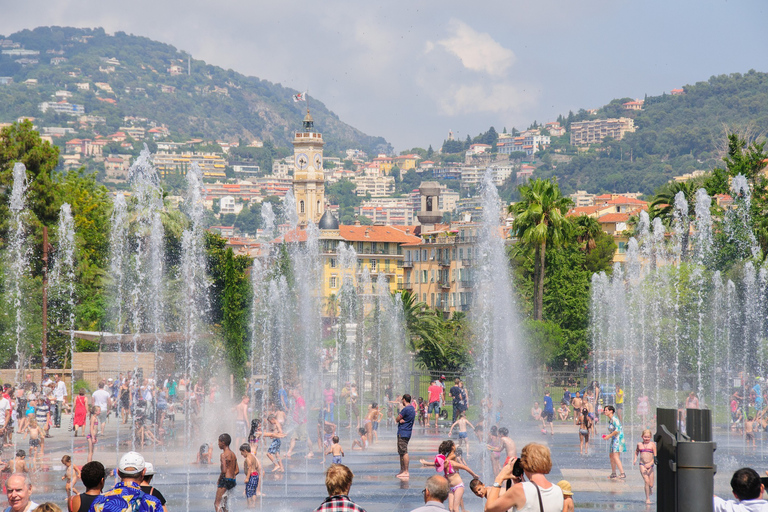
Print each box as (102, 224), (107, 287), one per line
(292, 109), (325, 226)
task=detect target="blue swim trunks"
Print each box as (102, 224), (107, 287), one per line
(458, 431), (468, 439)
(268, 438), (281, 454)
(332, 455), (342, 464)
(245, 473), (259, 497)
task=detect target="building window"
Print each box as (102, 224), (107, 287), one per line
(422, 270), (428, 283)
(423, 250), (427, 260)
(300, 200), (305, 213)
(330, 276), (337, 288)
(618, 241), (627, 254)
(330, 258), (336, 268)
(423, 294), (427, 302)
(372, 242), (378, 253)
(370, 259), (377, 271)
(384, 259), (390, 271)
(459, 248), (464, 259)
(358, 242), (364, 253)
(431, 293), (435, 307)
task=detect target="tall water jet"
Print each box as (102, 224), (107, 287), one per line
(180, 162), (209, 512)
(7, 163), (30, 383)
(261, 202), (275, 241)
(475, 166), (521, 469)
(50, 203), (77, 453)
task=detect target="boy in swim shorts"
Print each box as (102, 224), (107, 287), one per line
(240, 443), (262, 506)
(215, 433), (239, 512)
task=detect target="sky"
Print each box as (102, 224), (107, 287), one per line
(1, 0), (767, 151)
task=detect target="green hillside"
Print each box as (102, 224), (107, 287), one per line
(535, 70), (768, 195)
(0, 26), (391, 155)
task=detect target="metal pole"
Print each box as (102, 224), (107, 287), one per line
(41, 225), (49, 383)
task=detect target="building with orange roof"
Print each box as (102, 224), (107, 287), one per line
(271, 221), (422, 307)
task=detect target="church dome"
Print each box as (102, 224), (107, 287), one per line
(318, 210), (339, 230)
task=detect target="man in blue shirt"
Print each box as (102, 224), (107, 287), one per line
(90, 451), (162, 512)
(395, 394), (415, 479)
(542, 391), (555, 436)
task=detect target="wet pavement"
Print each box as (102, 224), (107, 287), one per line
(9, 413), (768, 511)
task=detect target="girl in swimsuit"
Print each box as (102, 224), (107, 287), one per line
(579, 408), (592, 455)
(87, 406), (100, 462)
(248, 419), (262, 456)
(633, 429), (657, 504)
(421, 440), (479, 512)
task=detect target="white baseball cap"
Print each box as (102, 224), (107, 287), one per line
(118, 452), (146, 475)
(144, 462), (155, 476)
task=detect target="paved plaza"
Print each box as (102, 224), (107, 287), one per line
(8, 413), (765, 511)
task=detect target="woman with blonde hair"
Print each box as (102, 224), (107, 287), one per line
(484, 442), (564, 512)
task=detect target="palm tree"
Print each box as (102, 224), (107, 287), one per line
(509, 178), (573, 321)
(573, 215), (602, 253)
(397, 290), (444, 357)
(650, 180), (699, 259)
(650, 180), (698, 223)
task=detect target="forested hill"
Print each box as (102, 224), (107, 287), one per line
(0, 26), (391, 155)
(535, 70), (768, 195)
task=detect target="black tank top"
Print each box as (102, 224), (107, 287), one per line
(77, 493), (98, 512)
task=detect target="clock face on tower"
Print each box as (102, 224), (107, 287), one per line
(314, 154), (322, 170)
(296, 153), (309, 170)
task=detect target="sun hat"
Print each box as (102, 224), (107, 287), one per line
(557, 480), (573, 496)
(144, 462), (155, 476)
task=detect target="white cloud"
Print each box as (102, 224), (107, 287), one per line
(436, 20), (515, 76)
(436, 83), (538, 117)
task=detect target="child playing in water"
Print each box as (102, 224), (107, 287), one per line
(486, 426), (501, 475)
(24, 417), (43, 467)
(746, 416), (756, 447)
(195, 443), (213, 464)
(12, 450), (27, 473)
(239, 443), (263, 505)
(351, 428), (368, 450)
(61, 455), (80, 497)
(417, 397), (427, 427)
(420, 440), (479, 512)
(579, 408), (592, 455)
(248, 419), (261, 456)
(263, 414), (285, 473)
(87, 406), (100, 462)
(633, 429), (657, 504)
(325, 435), (344, 464)
(448, 412), (475, 457)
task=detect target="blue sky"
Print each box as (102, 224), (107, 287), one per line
(1, 0), (766, 151)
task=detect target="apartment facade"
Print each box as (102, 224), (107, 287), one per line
(401, 223), (480, 315)
(569, 117), (636, 146)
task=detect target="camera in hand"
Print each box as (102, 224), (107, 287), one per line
(512, 458), (524, 478)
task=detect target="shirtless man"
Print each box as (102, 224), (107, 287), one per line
(235, 396), (250, 448)
(571, 392), (583, 425)
(215, 433), (239, 512)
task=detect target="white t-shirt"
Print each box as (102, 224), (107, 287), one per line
(4, 500), (39, 512)
(0, 398), (10, 427)
(92, 389), (111, 410)
(54, 381), (68, 401)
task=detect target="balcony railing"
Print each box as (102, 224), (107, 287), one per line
(402, 260), (413, 268)
(438, 259), (451, 267)
(397, 282), (412, 290)
(438, 280), (451, 289)
(460, 304), (471, 312)
(461, 259), (473, 266)
(460, 280), (473, 288)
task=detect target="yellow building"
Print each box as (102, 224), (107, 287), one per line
(393, 154), (420, 171)
(275, 221), (422, 317)
(292, 110), (325, 225)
